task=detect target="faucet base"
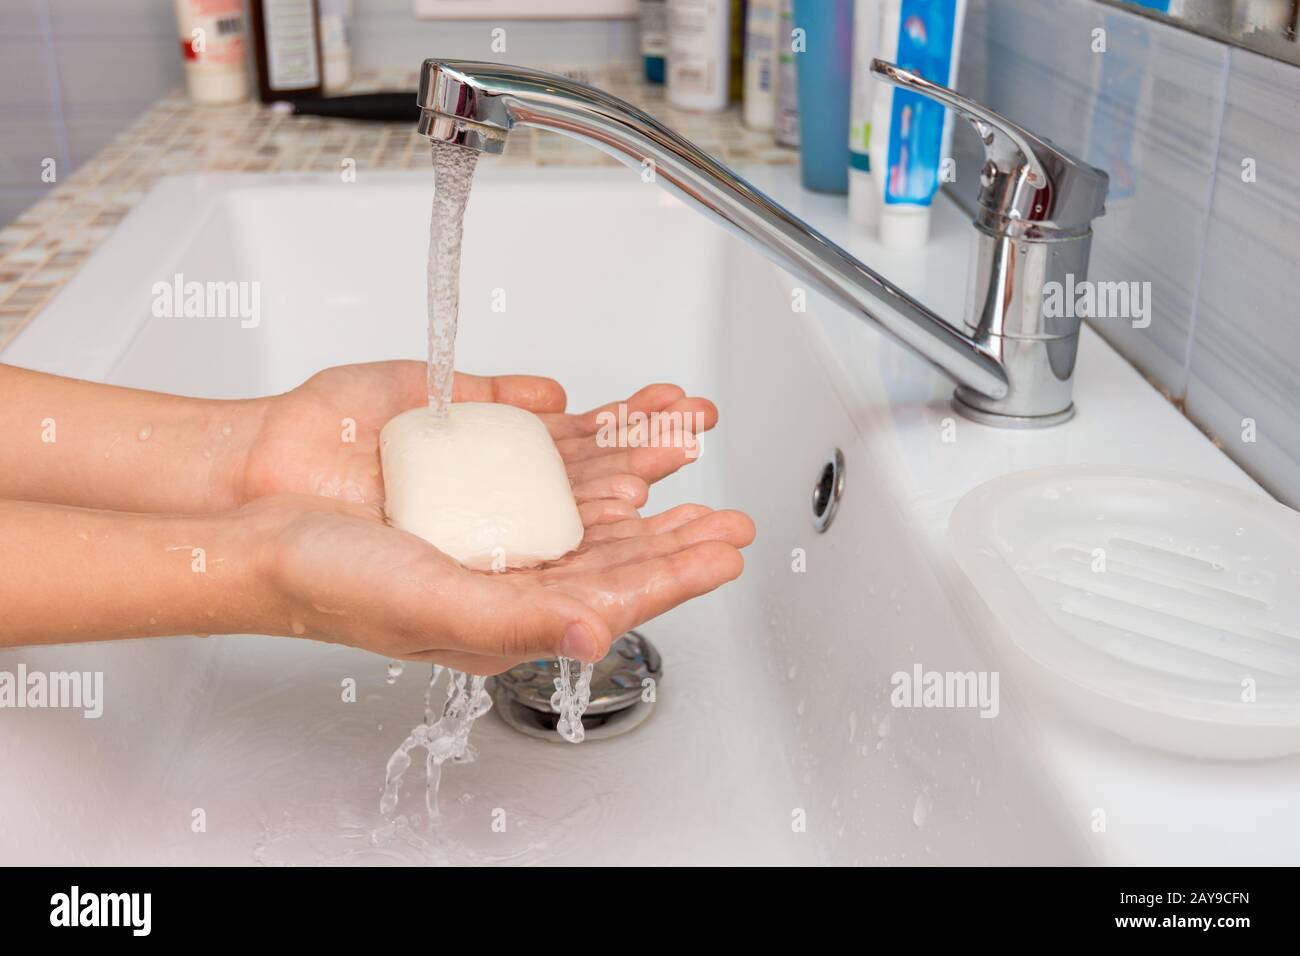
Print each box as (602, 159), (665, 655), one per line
(950, 393), (1076, 429)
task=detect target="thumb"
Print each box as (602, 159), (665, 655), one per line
(455, 584), (614, 664)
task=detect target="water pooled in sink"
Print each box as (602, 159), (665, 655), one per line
(376, 141), (594, 831)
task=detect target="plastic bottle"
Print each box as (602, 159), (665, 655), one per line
(848, 0), (883, 226)
(792, 0), (854, 194)
(870, 0), (967, 247)
(318, 0), (352, 93)
(667, 0), (731, 112)
(172, 0), (249, 105)
(773, 0), (800, 147)
(640, 0), (668, 84)
(743, 0), (779, 130)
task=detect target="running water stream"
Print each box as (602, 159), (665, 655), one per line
(377, 141), (595, 828)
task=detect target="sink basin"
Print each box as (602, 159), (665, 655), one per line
(2, 164), (1296, 865)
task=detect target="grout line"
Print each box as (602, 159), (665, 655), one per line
(35, 0), (72, 176)
(1178, 45), (1233, 402)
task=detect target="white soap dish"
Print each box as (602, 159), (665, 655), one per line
(949, 466), (1300, 759)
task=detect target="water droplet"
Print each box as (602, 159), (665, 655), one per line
(221, 424), (233, 437)
(290, 619), (306, 636)
(137, 424), (153, 441)
(877, 712), (892, 738)
(386, 660), (404, 684)
(912, 792), (932, 828)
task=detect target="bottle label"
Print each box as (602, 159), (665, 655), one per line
(640, 0), (668, 57)
(884, 0), (956, 206)
(264, 0), (322, 90)
(667, 0), (721, 98)
(178, 0), (246, 72)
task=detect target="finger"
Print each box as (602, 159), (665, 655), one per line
(553, 395), (717, 464)
(564, 441), (705, 487)
(582, 503), (714, 542)
(571, 474), (649, 507)
(542, 383), (706, 439)
(399, 648), (525, 676)
(557, 540), (746, 638)
(453, 372), (567, 413)
(578, 497), (640, 528)
(561, 509), (755, 572)
(432, 576), (615, 665)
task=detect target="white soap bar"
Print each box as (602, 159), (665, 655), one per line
(379, 402), (584, 570)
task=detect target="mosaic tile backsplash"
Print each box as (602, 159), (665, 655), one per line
(0, 64), (792, 352)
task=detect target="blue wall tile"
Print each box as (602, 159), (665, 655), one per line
(1186, 45), (1300, 507)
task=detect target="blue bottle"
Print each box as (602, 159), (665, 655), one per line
(641, 0), (667, 84)
(792, 0), (854, 193)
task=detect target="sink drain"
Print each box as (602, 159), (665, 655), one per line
(489, 631), (662, 742)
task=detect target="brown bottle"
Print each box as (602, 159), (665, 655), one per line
(248, 0), (324, 103)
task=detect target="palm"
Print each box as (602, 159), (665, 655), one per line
(242, 361), (718, 521)
(264, 492), (753, 675)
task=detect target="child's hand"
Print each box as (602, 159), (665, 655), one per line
(239, 361), (718, 516)
(246, 491), (754, 675)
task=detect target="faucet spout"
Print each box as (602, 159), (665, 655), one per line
(417, 60), (1108, 427)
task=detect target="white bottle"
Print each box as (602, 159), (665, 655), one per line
(172, 0), (249, 105)
(318, 0), (352, 93)
(773, 0), (799, 147)
(743, 0), (779, 130)
(667, 0), (730, 112)
(848, 0), (882, 227)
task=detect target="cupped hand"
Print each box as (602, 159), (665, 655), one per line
(239, 361), (718, 522)
(249, 493), (754, 675)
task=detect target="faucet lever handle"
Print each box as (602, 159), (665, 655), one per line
(869, 59), (1108, 236)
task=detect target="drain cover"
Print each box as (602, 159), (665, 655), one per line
(490, 631), (662, 741)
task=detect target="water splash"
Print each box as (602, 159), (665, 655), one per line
(376, 139), (595, 838)
(551, 657), (595, 744)
(426, 140), (480, 416)
(378, 666), (492, 822)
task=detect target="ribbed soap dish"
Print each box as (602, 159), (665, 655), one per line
(949, 466), (1300, 759)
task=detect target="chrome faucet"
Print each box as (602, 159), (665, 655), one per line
(416, 59), (1109, 427)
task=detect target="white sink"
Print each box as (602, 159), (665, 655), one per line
(2, 164), (1296, 865)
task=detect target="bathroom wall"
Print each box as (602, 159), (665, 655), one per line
(0, 0), (637, 228)
(0, 0), (183, 228)
(951, 0), (1300, 508)
(349, 0), (637, 72)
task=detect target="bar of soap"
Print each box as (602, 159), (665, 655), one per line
(379, 402), (584, 570)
